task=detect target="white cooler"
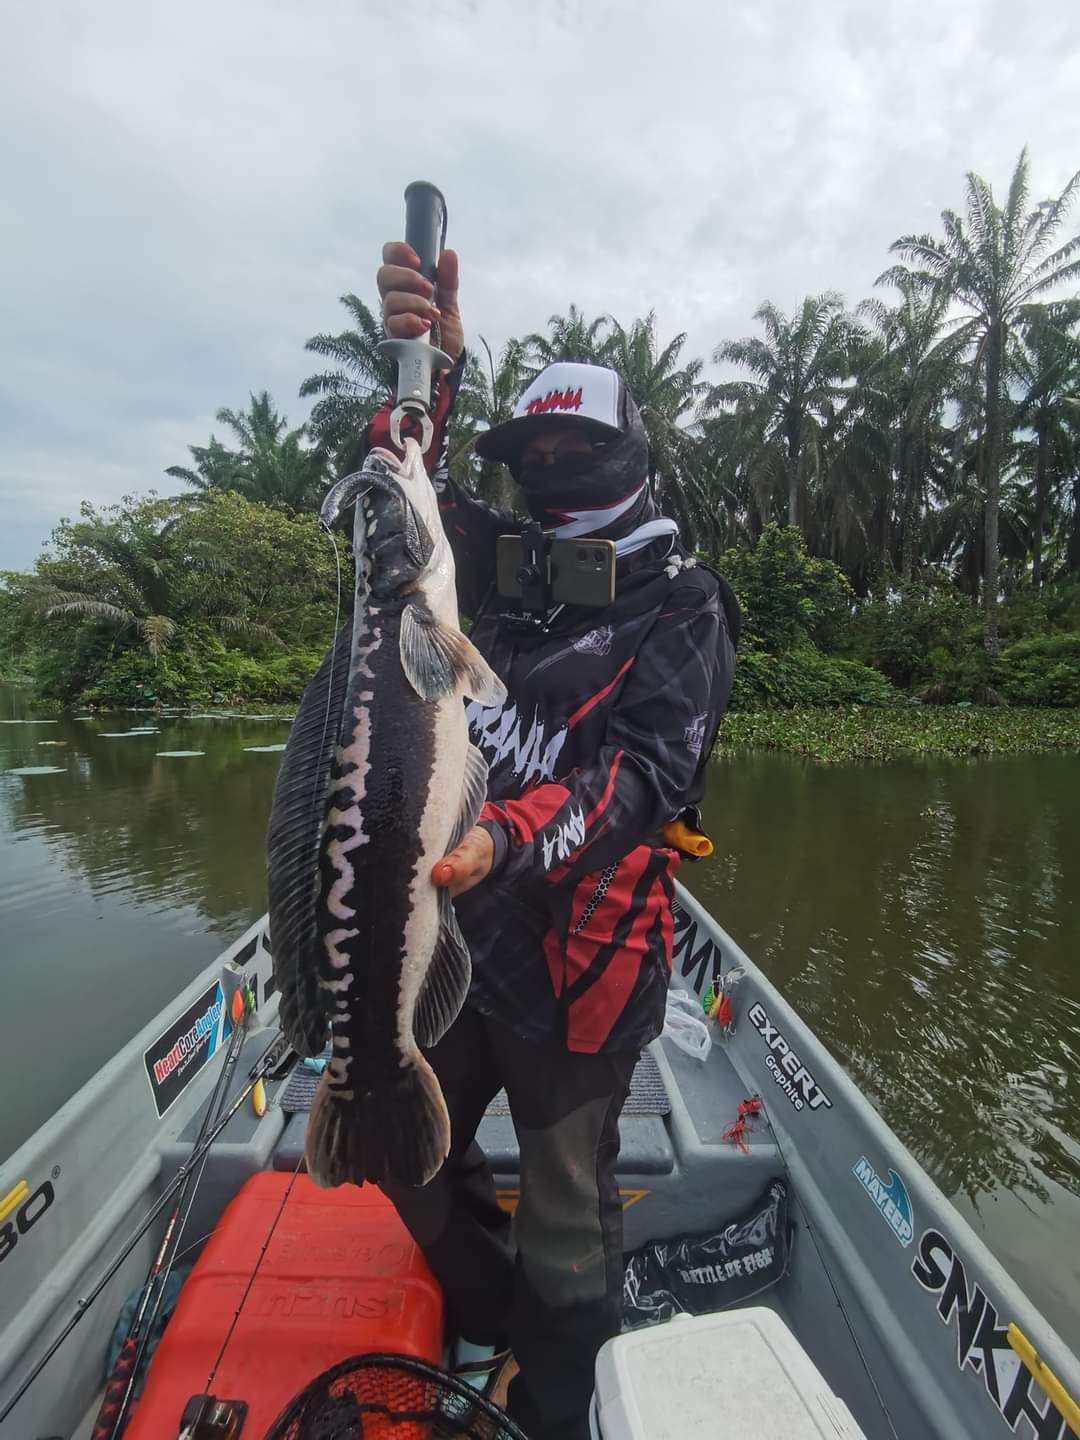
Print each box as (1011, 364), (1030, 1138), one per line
(590, 1309), (866, 1439)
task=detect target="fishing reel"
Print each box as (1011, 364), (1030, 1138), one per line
(176, 1393), (247, 1438)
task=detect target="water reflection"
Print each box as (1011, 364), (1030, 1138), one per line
(3, 683), (1079, 1342)
(689, 751), (1080, 1340)
(692, 753), (1080, 1206)
(0, 685), (290, 1159)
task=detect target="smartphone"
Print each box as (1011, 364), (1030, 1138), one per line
(496, 534), (616, 609)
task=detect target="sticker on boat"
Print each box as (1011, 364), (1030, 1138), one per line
(853, 1156), (914, 1247)
(0, 1177), (57, 1270)
(142, 981), (231, 1118)
(746, 1001), (833, 1114)
(670, 904), (722, 996)
(911, 1227), (1069, 1437)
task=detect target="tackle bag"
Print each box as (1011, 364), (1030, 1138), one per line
(623, 1179), (790, 1328)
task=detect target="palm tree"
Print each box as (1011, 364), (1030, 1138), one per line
(453, 336), (529, 506)
(706, 293), (857, 529)
(26, 501), (280, 657)
(167, 392), (325, 513)
(665, 419), (754, 555)
(603, 312), (707, 497)
(300, 294), (395, 475)
(1011, 302), (1080, 586)
(523, 306), (612, 372)
(858, 275), (966, 577)
(887, 149), (1080, 650)
(807, 338), (892, 590)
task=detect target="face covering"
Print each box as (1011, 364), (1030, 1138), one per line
(512, 409), (679, 557)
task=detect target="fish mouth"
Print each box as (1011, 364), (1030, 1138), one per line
(319, 453), (404, 529)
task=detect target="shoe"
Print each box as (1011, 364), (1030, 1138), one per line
(448, 1349), (519, 1438)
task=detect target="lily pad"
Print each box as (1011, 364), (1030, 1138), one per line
(8, 765), (67, 776)
(156, 750), (206, 758)
(243, 743), (287, 753)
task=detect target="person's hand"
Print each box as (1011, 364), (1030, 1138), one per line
(377, 243), (464, 362)
(432, 825), (493, 898)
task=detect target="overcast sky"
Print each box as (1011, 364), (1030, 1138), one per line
(2, 0), (1078, 570)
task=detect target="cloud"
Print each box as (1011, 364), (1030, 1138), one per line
(2, 0), (1078, 568)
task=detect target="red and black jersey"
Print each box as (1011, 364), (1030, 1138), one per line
(367, 363), (737, 1054)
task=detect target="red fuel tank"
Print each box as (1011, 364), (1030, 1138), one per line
(126, 1173), (444, 1438)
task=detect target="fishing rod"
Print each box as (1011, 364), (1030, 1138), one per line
(378, 180), (453, 451)
(0, 1029), (286, 1428)
(91, 987), (254, 1440)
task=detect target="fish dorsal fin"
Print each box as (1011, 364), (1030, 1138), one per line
(400, 604), (507, 705)
(267, 624), (350, 1057)
(446, 743), (489, 857)
(413, 890), (472, 1047)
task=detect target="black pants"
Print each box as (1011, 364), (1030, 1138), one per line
(381, 1007), (636, 1440)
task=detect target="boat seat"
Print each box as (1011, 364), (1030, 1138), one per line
(271, 1037), (783, 1253)
(272, 1108), (675, 1176)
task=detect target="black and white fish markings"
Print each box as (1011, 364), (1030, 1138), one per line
(267, 439), (505, 1187)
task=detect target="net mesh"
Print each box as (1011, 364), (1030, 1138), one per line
(264, 1353), (529, 1440)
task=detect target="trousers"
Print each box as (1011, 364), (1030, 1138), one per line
(382, 1006), (636, 1440)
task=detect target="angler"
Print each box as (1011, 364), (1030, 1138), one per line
(373, 234), (739, 1440)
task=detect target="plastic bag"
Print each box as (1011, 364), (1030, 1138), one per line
(663, 989), (712, 1062)
(623, 1179), (790, 1328)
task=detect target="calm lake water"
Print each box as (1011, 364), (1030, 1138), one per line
(2, 682), (1078, 1347)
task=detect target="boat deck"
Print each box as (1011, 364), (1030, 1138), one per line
(10, 901), (1079, 1440)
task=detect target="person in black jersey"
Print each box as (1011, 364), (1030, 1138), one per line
(370, 241), (738, 1440)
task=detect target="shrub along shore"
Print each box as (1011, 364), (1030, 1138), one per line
(717, 706), (1080, 763)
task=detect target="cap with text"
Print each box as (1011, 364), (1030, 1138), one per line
(474, 362), (629, 465)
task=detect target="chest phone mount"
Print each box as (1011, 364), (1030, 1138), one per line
(496, 525), (616, 630)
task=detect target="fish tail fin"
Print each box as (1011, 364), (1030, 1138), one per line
(383, 1052), (452, 1186)
(304, 1055), (451, 1189)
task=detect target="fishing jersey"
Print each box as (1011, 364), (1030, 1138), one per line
(367, 365), (737, 1053)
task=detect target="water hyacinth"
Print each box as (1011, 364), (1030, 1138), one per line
(716, 707), (1080, 764)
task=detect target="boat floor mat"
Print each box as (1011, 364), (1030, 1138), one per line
(486, 1048), (671, 1118)
(278, 1047), (671, 1117)
(279, 1050), (331, 1114)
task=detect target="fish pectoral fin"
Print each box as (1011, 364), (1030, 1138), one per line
(446, 744), (490, 855)
(400, 604), (508, 705)
(413, 893), (471, 1047)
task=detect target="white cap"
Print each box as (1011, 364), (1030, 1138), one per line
(474, 362), (627, 464)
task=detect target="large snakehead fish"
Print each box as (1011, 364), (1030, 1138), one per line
(267, 439), (505, 1187)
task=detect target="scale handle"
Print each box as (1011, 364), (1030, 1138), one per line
(404, 181), (447, 284)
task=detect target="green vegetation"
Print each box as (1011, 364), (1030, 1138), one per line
(719, 707), (1080, 763)
(2, 148), (1079, 754)
(3, 493), (340, 707)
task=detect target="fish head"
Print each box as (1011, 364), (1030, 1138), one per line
(320, 440), (453, 604)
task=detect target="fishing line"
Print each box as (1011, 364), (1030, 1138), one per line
(201, 515), (346, 1393)
(106, 1001), (254, 1436)
(0, 1036), (283, 1426)
(759, 1097), (902, 1440)
(317, 517), (345, 803)
(203, 1153), (306, 1392)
